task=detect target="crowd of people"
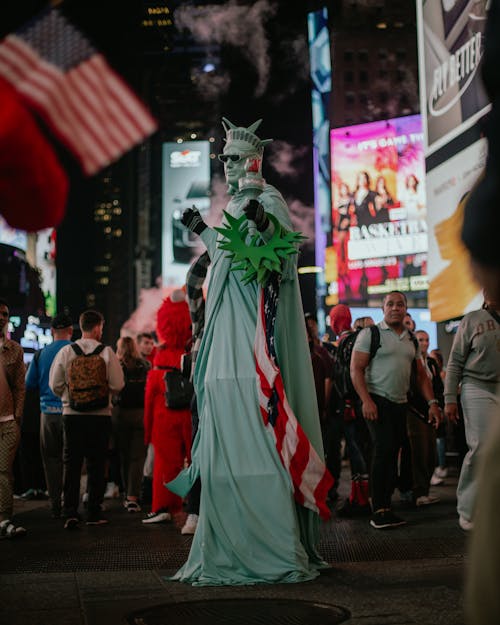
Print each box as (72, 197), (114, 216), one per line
(0, 115), (498, 608)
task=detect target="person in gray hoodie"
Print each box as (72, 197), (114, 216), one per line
(444, 292), (500, 532)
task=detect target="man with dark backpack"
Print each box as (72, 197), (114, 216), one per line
(351, 291), (442, 529)
(49, 310), (124, 529)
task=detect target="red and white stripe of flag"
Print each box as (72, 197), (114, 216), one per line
(254, 288), (333, 520)
(0, 35), (156, 175)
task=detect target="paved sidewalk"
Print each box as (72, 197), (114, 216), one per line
(0, 471), (467, 625)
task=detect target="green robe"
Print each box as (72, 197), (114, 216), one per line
(168, 184), (327, 585)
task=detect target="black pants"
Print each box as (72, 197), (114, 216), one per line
(186, 395), (201, 515)
(63, 414), (111, 517)
(366, 394), (407, 511)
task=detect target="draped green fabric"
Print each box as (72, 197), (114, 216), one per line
(167, 185), (327, 585)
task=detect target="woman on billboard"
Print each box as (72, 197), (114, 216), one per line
(352, 171), (377, 227)
(374, 175), (394, 223)
(401, 174), (426, 221)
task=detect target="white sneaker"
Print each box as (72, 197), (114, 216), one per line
(430, 474), (444, 486)
(181, 514), (198, 535)
(459, 516), (474, 531)
(142, 510), (171, 524)
(434, 467), (448, 479)
(415, 495), (440, 506)
(104, 482), (119, 499)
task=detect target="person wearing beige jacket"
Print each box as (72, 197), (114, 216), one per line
(0, 298), (26, 538)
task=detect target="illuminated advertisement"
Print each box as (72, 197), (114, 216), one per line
(162, 141), (211, 286)
(35, 229), (57, 317)
(308, 7), (332, 320)
(416, 0), (490, 155)
(329, 115), (427, 305)
(426, 138), (485, 321)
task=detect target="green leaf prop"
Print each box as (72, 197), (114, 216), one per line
(214, 211), (306, 286)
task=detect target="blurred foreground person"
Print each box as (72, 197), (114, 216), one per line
(458, 3), (500, 622)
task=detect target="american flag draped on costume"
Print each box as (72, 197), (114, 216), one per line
(254, 273), (333, 520)
(0, 7), (157, 231)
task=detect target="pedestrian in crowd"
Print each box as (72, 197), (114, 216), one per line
(181, 251), (211, 536)
(170, 117), (329, 585)
(0, 298), (27, 538)
(329, 304), (371, 517)
(428, 348), (448, 485)
(49, 309), (124, 529)
(351, 291), (441, 529)
(136, 332), (157, 503)
(406, 330), (442, 506)
(305, 312), (336, 356)
(142, 291), (192, 524)
(25, 313), (73, 518)
(137, 332), (156, 366)
(403, 313), (416, 332)
(114, 336), (150, 513)
(396, 312), (417, 504)
(444, 293), (500, 531)
(17, 368), (47, 501)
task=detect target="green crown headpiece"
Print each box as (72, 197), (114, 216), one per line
(222, 117), (273, 155)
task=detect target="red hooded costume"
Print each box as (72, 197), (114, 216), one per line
(143, 292), (192, 515)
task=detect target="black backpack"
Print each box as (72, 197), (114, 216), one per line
(333, 326), (381, 401)
(119, 360), (150, 409)
(163, 367), (193, 410)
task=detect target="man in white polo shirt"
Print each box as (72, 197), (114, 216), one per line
(351, 291), (441, 529)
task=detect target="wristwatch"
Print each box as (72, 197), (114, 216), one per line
(428, 398), (439, 407)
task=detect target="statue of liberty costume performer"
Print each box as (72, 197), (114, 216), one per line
(167, 118), (333, 586)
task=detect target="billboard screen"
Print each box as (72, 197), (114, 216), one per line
(162, 141), (211, 286)
(329, 115), (427, 305)
(416, 0), (490, 156)
(426, 137), (485, 321)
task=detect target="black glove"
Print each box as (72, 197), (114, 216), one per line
(181, 206), (207, 235)
(243, 199), (269, 232)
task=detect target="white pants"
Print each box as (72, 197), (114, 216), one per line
(457, 383), (500, 521)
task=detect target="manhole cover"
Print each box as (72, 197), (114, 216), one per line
(126, 598), (350, 624)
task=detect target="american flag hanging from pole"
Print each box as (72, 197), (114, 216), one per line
(0, 8), (157, 176)
(254, 274), (333, 520)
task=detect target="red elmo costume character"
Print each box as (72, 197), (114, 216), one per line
(143, 290), (192, 523)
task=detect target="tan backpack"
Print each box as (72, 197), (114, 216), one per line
(67, 344), (109, 412)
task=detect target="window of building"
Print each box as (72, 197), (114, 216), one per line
(344, 49), (353, 63)
(359, 70), (368, 84)
(345, 91), (356, 107)
(358, 49), (368, 63)
(344, 70), (354, 84)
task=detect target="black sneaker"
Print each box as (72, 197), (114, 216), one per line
(86, 513), (109, 526)
(63, 517), (80, 530)
(370, 509), (406, 529)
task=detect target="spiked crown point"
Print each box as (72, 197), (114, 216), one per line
(221, 117), (272, 154)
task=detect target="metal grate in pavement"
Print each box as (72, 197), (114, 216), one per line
(2, 502), (466, 574)
(126, 599), (350, 625)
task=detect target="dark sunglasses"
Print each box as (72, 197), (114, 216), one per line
(218, 153), (244, 163)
